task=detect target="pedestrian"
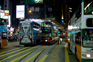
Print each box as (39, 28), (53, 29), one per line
(58, 36), (62, 44)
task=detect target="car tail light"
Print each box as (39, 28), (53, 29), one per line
(43, 39), (45, 41)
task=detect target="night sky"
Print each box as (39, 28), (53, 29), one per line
(11, 0), (20, 28)
(11, 0), (82, 28)
(66, 0), (81, 18)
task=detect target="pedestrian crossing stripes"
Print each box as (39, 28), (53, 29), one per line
(0, 45), (39, 62)
(0, 47), (29, 57)
(0, 47), (28, 55)
(10, 46), (43, 62)
(24, 46), (49, 62)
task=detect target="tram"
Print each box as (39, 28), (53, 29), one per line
(19, 20), (41, 46)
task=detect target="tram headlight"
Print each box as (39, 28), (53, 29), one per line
(45, 40), (47, 42)
(86, 54), (91, 57)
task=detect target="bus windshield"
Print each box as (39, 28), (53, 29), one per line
(82, 29), (93, 47)
(84, 0), (93, 15)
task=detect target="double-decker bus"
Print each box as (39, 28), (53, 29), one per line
(19, 20), (41, 46)
(68, 21), (71, 49)
(69, 0), (93, 62)
(0, 18), (7, 47)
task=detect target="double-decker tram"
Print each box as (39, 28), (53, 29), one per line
(69, 0), (93, 62)
(0, 18), (7, 47)
(40, 21), (54, 44)
(19, 20), (41, 46)
(41, 26), (52, 44)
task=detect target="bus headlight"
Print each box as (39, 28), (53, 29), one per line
(86, 54), (91, 57)
(82, 54), (91, 57)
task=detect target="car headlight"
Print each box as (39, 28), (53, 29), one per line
(86, 54), (91, 57)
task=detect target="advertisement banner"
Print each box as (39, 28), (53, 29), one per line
(16, 5), (25, 18)
(0, 10), (9, 19)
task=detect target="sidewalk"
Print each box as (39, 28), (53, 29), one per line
(49, 44), (62, 62)
(3, 41), (20, 48)
(46, 38), (67, 62)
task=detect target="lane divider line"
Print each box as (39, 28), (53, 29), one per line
(24, 46), (49, 62)
(0, 47), (29, 57)
(65, 45), (70, 62)
(0, 47), (28, 55)
(10, 46), (43, 62)
(0, 45), (39, 62)
(38, 55), (48, 62)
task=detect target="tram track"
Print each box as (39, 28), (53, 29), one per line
(18, 46), (44, 62)
(33, 46), (49, 62)
(0, 45), (51, 62)
(33, 43), (57, 62)
(0, 45), (40, 62)
(16, 46), (49, 62)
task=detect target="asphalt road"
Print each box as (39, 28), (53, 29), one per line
(0, 38), (79, 62)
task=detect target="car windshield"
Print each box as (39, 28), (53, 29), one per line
(82, 29), (93, 47)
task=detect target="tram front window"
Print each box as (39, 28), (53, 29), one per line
(42, 33), (51, 39)
(82, 29), (93, 47)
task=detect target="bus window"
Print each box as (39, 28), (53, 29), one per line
(86, 18), (93, 27)
(82, 29), (93, 47)
(75, 32), (81, 45)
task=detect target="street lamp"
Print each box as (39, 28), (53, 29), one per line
(29, 10), (32, 13)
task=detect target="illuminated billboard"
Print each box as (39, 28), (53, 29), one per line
(16, 5), (25, 18)
(25, 4), (45, 19)
(0, 10), (9, 19)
